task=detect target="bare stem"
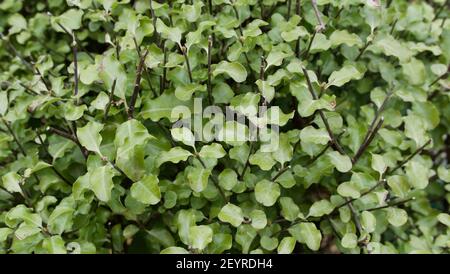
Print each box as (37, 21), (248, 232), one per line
(207, 36), (213, 105)
(104, 79), (117, 122)
(128, 49), (149, 119)
(365, 197), (415, 212)
(181, 45), (193, 83)
(302, 67), (346, 155)
(388, 139), (432, 174)
(56, 22), (94, 61)
(311, 0), (325, 31)
(160, 43), (168, 94)
(1, 118), (26, 156)
(196, 154), (227, 203)
(72, 32), (79, 97)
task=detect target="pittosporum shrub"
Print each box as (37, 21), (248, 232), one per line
(0, 0), (449, 254)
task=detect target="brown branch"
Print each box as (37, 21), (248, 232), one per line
(160, 43), (168, 95)
(352, 117), (384, 164)
(1, 118), (26, 156)
(196, 154), (227, 203)
(133, 37), (156, 98)
(302, 67), (346, 155)
(48, 126), (88, 159)
(365, 197), (415, 212)
(388, 139), (432, 174)
(104, 79), (117, 122)
(181, 45), (193, 83)
(128, 49), (149, 119)
(56, 22), (95, 61)
(207, 36), (213, 105)
(311, 0), (325, 31)
(72, 32), (79, 97)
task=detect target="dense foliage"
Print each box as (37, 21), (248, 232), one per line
(0, 0), (449, 254)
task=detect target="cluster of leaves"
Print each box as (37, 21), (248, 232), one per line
(0, 0), (449, 254)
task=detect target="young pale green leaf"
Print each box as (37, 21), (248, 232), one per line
(255, 180), (280, 207)
(387, 208), (408, 227)
(218, 168), (238, 191)
(327, 151), (352, 173)
(361, 210), (376, 233)
(218, 203), (244, 227)
(130, 174), (161, 205)
(187, 166), (211, 193)
(198, 143), (226, 159)
(89, 165), (116, 202)
(308, 199), (335, 217)
(249, 209), (267, 230)
(213, 61), (247, 83)
(277, 237), (296, 254)
(341, 233), (358, 249)
(300, 126), (330, 145)
(288, 222), (322, 251)
(171, 127), (196, 148)
(326, 64), (364, 88)
(329, 30), (363, 48)
(2, 172), (23, 194)
(77, 121), (104, 155)
(189, 225), (213, 250)
(157, 147), (193, 167)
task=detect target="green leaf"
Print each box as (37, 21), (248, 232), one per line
(2, 172), (23, 194)
(157, 147), (192, 166)
(189, 225), (213, 250)
(308, 199), (335, 217)
(361, 211), (376, 233)
(42, 236), (67, 254)
(327, 151), (352, 173)
(387, 208), (408, 227)
(405, 160), (429, 189)
(369, 154), (385, 175)
(171, 127), (196, 147)
(199, 143), (226, 159)
(249, 209), (267, 230)
(77, 121), (104, 155)
(160, 247), (190, 254)
(255, 180), (280, 207)
(329, 30), (363, 48)
(187, 166), (211, 193)
(288, 222), (322, 251)
(213, 61), (247, 83)
(256, 80), (275, 103)
(300, 126), (330, 145)
(89, 165), (116, 202)
(437, 213), (450, 227)
(374, 35), (413, 62)
(341, 233), (357, 249)
(401, 58), (426, 86)
(326, 64), (364, 88)
(130, 174), (161, 205)
(265, 50), (289, 71)
(277, 237), (296, 254)
(51, 9), (84, 32)
(249, 150), (276, 171)
(218, 168), (238, 191)
(218, 203), (244, 227)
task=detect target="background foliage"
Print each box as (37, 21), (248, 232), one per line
(0, 0), (449, 254)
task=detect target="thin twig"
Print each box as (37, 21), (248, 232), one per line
(128, 49), (149, 119)
(72, 32), (79, 97)
(48, 126), (89, 159)
(352, 117), (384, 164)
(303, 30), (317, 59)
(207, 36), (213, 105)
(302, 67), (346, 155)
(196, 154), (227, 203)
(56, 21), (95, 61)
(355, 40), (372, 61)
(149, 0), (159, 45)
(35, 131), (72, 185)
(388, 139), (432, 174)
(433, 0), (449, 21)
(429, 64), (449, 88)
(133, 38), (156, 97)
(1, 118), (26, 156)
(104, 79), (117, 122)
(181, 45), (193, 83)
(365, 197), (415, 212)
(311, 0), (325, 31)
(160, 43), (168, 94)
